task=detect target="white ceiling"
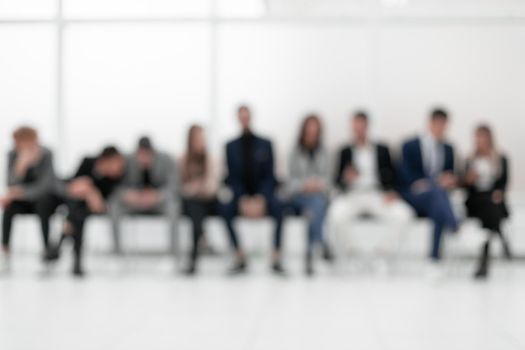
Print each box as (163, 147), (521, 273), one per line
(265, 0), (525, 17)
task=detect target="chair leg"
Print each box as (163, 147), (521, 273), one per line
(170, 220), (181, 269)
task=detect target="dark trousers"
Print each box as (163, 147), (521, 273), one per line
(467, 192), (511, 273)
(220, 195), (284, 252)
(403, 185), (458, 260)
(466, 192), (508, 233)
(64, 199), (97, 263)
(2, 195), (62, 251)
(182, 197), (218, 266)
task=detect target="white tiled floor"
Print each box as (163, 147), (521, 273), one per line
(0, 255), (524, 350)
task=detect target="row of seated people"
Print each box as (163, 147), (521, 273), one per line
(0, 106), (512, 279)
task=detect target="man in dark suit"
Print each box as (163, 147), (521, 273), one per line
(221, 105), (285, 275)
(399, 108), (459, 260)
(329, 111), (412, 255)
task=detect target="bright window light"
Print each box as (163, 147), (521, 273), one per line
(217, 0), (267, 18)
(64, 0), (211, 18)
(0, 0), (56, 18)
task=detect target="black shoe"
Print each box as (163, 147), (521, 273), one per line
(72, 263), (85, 277)
(44, 247), (60, 262)
(271, 262), (287, 276)
(474, 268), (488, 280)
(322, 244), (335, 263)
(183, 264), (197, 276)
(228, 260), (247, 275)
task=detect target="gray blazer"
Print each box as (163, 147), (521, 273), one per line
(287, 146), (331, 195)
(122, 150), (178, 200)
(7, 147), (56, 201)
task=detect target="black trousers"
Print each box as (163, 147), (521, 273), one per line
(467, 192), (511, 273)
(220, 195), (284, 252)
(64, 199), (99, 263)
(182, 197), (218, 266)
(2, 195), (62, 250)
(466, 192), (508, 233)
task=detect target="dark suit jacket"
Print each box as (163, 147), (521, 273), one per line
(335, 143), (396, 192)
(224, 134), (277, 200)
(399, 137), (455, 191)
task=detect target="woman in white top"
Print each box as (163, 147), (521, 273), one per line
(463, 124), (511, 279)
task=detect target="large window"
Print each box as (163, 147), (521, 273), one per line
(63, 24), (211, 167)
(1, 0), (525, 187)
(0, 26), (57, 151)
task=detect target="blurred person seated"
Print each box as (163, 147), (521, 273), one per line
(179, 125), (219, 275)
(45, 146), (126, 277)
(110, 137), (179, 255)
(463, 124), (512, 279)
(287, 114), (333, 276)
(328, 111), (412, 260)
(221, 105), (286, 275)
(0, 126), (61, 269)
(398, 108), (459, 261)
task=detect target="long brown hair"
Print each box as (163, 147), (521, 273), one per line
(297, 114), (322, 151)
(475, 124), (495, 155)
(472, 124), (501, 174)
(183, 124), (208, 182)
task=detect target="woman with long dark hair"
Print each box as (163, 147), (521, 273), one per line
(179, 125), (218, 275)
(463, 124), (512, 279)
(288, 114), (333, 275)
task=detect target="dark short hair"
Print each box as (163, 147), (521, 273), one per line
(353, 110), (369, 123)
(430, 108), (448, 121)
(237, 105), (250, 114)
(98, 145), (121, 159)
(138, 136), (153, 151)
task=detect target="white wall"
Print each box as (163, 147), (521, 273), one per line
(215, 23), (525, 186)
(1, 5), (525, 189)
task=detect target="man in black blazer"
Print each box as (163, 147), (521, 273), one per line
(220, 105), (285, 275)
(328, 112), (412, 254)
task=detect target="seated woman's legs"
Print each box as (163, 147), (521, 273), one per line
(1, 201), (33, 255)
(292, 193), (329, 274)
(182, 198), (217, 274)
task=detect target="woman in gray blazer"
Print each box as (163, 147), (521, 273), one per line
(0, 127), (61, 266)
(288, 114), (333, 275)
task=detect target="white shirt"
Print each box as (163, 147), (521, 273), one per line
(420, 133), (444, 178)
(353, 144), (378, 191)
(472, 157), (498, 191)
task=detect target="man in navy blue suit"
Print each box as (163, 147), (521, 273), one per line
(221, 105), (285, 275)
(399, 108), (459, 260)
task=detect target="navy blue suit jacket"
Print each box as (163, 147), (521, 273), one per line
(224, 134), (277, 201)
(399, 137), (455, 192)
